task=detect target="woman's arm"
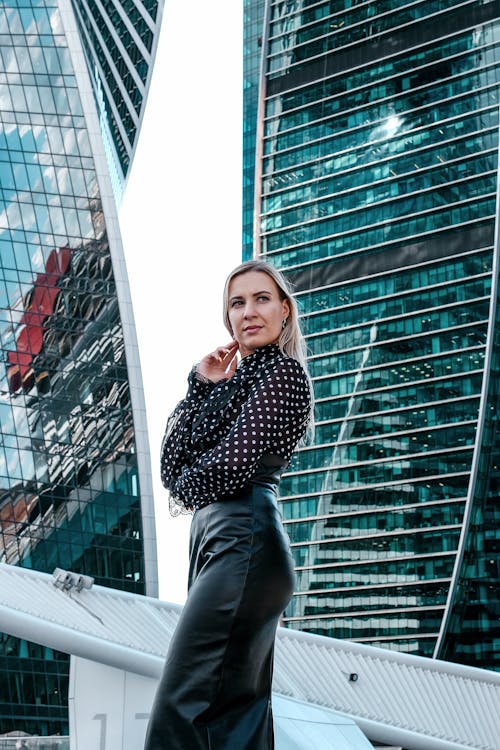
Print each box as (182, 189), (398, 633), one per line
(160, 341), (239, 489)
(160, 369), (216, 489)
(168, 357), (311, 507)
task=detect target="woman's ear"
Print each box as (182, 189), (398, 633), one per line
(282, 298), (290, 320)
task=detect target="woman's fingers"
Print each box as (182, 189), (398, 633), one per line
(218, 341), (239, 360)
(219, 342), (239, 376)
(197, 341), (239, 381)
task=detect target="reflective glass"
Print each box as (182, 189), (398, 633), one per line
(263, 133), (497, 211)
(307, 300), (489, 355)
(310, 350), (485, 402)
(299, 249), (492, 315)
(243, 0), (266, 258)
(264, 95), (499, 176)
(265, 30), (498, 121)
(71, 0), (159, 187)
(312, 396), (481, 446)
(289, 423), (476, 474)
(290, 551), (456, 584)
(0, 0), (153, 735)
(282, 451), (474, 496)
(268, 0), (493, 73)
(285, 500), (466, 544)
(265, 196), (496, 261)
(247, 0), (500, 666)
(281, 475), (469, 515)
(283, 610), (446, 640)
(309, 325), (487, 380)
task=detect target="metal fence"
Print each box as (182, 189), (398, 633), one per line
(0, 739), (69, 750)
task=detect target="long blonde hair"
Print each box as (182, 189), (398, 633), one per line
(223, 260), (314, 431)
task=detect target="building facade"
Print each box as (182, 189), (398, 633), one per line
(243, 0), (266, 257)
(0, 0), (162, 735)
(245, 0), (500, 670)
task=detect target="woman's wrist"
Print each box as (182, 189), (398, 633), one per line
(185, 367), (217, 400)
(194, 368), (215, 384)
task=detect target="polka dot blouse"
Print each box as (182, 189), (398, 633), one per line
(160, 343), (312, 514)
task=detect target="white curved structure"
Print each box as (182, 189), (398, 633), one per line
(0, 563), (498, 750)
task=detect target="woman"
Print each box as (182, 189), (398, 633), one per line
(144, 260), (313, 750)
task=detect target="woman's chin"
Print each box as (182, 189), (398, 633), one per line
(239, 334), (274, 356)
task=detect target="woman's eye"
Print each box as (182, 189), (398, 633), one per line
(231, 300), (243, 307)
(258, 295), (270, 302)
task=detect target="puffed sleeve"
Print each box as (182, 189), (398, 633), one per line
(160, 368), (217, 491)
(169, 357), (311, 507)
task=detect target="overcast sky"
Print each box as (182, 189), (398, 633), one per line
(119, 2), (243, 603)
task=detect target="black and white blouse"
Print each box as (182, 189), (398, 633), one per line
(160, 343), (312, 514)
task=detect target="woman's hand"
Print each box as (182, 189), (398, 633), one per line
(196, 340), (239, 382)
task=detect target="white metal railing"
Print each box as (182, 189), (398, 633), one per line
(0, 739), (69, 749)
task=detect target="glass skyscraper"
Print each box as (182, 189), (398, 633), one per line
(0, 0), (162, 735)
(244, 0), (500, 670)
(243, 0), (266, 257)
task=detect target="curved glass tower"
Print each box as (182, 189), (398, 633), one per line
(0, 0), (162, 735)
(245, 0), (500, 670)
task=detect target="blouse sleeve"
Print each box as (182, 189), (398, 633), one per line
(160, 368), (217, 491)
(169, 357), (311, 506)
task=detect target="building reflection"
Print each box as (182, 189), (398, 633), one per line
(0, 232), (140, 576)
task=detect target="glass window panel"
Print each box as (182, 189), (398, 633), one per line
(6, 8), (23, 34)
(42, 46), (61, 75)
(19, 125), (37, 152)
(48, 6), (63, 35)
(32, 125), (50, 153)
(0, 239), (16, 268)
(0, 161), (15, 190)
(68, 167), (85, 196)
(28, 46), (48, 75)
(13, 162), (29, 191)
(33, 8), (53, 35)
(21, 202), (36, 232)
(24, 85), (43, 112)
(66, 88), (83, 117)
(41, 165), (58, 193)
(19, 8), (37, 33)
(47, 125), (63, 154)
(78, 209), (94, 238)
(62, 127), (77, 155)
(5, 201), (21, 229)
(0, 84), (13, 110)
(26, 162), (43, 191)
(36, 87), (56, 114)
(51, 85), (70, 114)
(34, 203), (50, 232)
(55, 166), (71, 194)
(63, 207), (80, 237)
(1, 46), (19, 73)
(49, 206), (66, 235)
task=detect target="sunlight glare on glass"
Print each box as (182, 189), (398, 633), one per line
(384, 115), (402, 136)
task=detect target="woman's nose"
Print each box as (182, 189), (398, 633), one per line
(243, 302), (257, 317)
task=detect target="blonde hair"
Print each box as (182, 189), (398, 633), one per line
(223, 259), (314, 432)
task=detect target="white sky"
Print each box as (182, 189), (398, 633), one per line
(119, 1), (243, 604)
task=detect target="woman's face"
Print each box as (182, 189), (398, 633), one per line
(227, 270), (290, 357)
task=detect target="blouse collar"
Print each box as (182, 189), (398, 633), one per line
(237, 343), (281, 370)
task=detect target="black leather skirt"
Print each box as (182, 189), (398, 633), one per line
(144, 475), (295, 749)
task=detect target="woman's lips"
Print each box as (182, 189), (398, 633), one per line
(244, 326), (262, 334)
